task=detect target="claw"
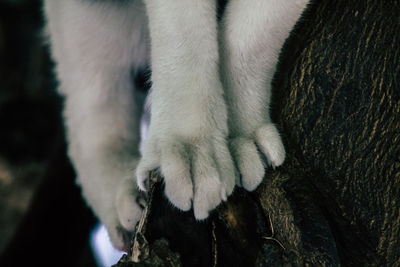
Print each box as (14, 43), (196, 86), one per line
(137, 177), (149, 192)
(221, 187), (227, 201)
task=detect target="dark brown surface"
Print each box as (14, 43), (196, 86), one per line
(268, 0), (399, 265)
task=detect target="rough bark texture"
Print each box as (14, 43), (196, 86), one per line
(116, 0), (400, 266)
(269, 0), (399, 265)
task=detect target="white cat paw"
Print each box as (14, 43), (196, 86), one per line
(137, 137), (237, 219)
(231, 123), (285, 191)
(103, 218), (134, 252)
(86, 167), (143, 251)
(100, 176), (143, 251)
(116, 178), (144, 232)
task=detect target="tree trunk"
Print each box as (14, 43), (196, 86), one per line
(115, 0), (400, 266)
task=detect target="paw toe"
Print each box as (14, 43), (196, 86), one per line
(193, 181), (222, 220)
(161, 142), (193, 211)
(213, 139), (237, 198)
(111, 228), (133, 252)
(192, 147), (223, 219)
(164, 173), (193, 211)
(255, 124), (285, 167)
(136, 159), (158, 191)
(231, 137), (265, 191)
(116, 179), (143, 231)
(137, 142), (160, 191)
(104, 218), (133, 252)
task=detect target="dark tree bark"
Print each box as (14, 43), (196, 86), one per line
(116, 0), (400, 266)
(269, 0), (400, 265)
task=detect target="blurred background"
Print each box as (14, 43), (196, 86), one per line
(0, 0), (109, 265)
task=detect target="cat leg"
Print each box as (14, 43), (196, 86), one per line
(137, 0), (237, 219)
(44, 0), (149, 250)
(221, 0), (309, 190)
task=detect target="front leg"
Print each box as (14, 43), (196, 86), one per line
(138, 0), (237, 219)
(221, 0), (309, 190)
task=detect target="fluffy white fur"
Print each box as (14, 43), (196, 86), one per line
(44, 0), (309, 250)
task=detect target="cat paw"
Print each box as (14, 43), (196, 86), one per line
(99, 177), (143, 251)
(137, 136), (237, 219)
(115, 178), (144, 233)
(231, 123), (285, 191)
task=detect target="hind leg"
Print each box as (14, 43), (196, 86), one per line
(44, 0), (149, 250)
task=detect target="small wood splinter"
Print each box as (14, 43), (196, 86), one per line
(130, 173), (160, 263)
(263, 213), (286, 250)
(211, 221), (218, 267)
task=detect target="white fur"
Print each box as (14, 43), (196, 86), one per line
(136, 0), (236, 220)
(44, 0), (148, 250)
(44, 0), (309, 250)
